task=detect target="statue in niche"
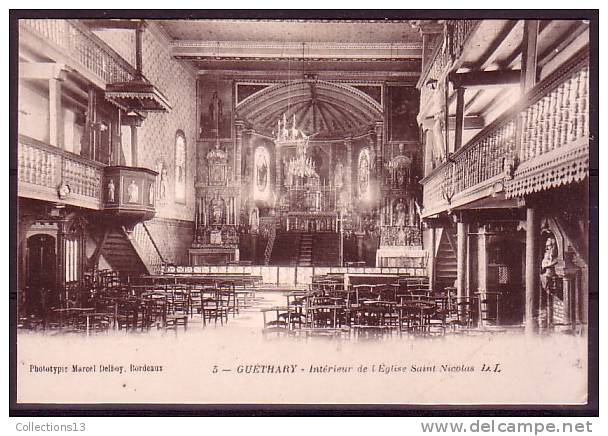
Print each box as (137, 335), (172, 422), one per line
(396, 166), (407, 188)
(107, 179), (115, 203)
(155, 160), (168, 202)
(540, 235), (559, 291)
(127, 180), (139, 203)
(210, 197), (225, 225)
(393, 198), (408, 226)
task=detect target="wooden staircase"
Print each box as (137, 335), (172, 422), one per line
(298, 233), (313, 266)
(97, 227), (147, 280)
(434, 229), (457, 292)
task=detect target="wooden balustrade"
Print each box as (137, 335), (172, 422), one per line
(131, 222), (165, 275)
(419, 20), (481, 114)
(20, 19), (136, 85)
(421, 49), (589, 217)
(18, 135), (103, 208)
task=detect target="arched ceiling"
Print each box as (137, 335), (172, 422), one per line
(236, 80), (383, 140)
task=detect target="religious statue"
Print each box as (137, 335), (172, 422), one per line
(160, 168), (168, 200)
(540, 236), (559, 291)
(396, 166), (407, 188)
(394, 198), (407, 226)
(107, 179), (115, 203)
(127, 180), (139, 203)
(210, 197), (225, 225)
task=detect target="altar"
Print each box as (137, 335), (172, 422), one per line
(189, 225), (240, 265)
(189, 246), (240, 265)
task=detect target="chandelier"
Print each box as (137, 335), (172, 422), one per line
(275, 113), (318, 179)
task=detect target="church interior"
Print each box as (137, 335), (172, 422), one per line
(16, 17), (591, 337)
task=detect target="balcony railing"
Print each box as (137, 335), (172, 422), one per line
(418, 20), (480, 114)
(20, 19), (137, 85)
(18, 135), (104, 209)
(421, 49), (589, 217)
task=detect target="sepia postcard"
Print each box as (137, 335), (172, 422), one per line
(10, 10), (597, 414)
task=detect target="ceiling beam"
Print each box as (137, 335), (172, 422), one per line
(196, 68), (419, 83)
(537, 22), (588, 69)
(171, 40), (422, 61)
(449, 70), (521, 89)
(470, 20), (519, 70)
(19, 62), (69, 80)
(81, 19), (141, 30)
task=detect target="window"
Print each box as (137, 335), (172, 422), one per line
(65, 237), (79, 283)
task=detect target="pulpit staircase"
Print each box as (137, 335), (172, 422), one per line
(434, 228), (457, 292)
(92, 222), (165, 279)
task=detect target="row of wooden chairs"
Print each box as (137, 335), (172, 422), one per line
(263, 282), (503, 337)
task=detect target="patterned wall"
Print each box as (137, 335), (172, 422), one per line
(133, 25), (197, 221)
(145, 217), (193, 265)
(134, 24), (197, 262)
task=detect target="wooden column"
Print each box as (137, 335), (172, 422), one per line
(456, 218), (468, 319)
(428, 228), (436, 290)
(454, 86), (466, 150)
(521, 20), (540, 93)
(130, 126), (138, 166)
(525, 207), (540, 333)
(49, 77), (64, 148)
(477, 225), (488, 295)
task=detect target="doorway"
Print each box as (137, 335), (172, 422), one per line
(25, 234), (57, 317)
